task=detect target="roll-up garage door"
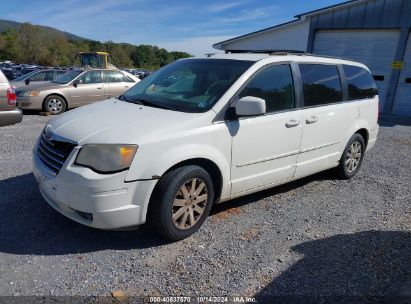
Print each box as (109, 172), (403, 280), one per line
(313, 29), (400, 112)
(392, 33), (411, 117)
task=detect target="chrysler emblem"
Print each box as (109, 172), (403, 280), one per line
(45, 125), (54, 141)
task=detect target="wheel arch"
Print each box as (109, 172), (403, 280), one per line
(159, 157), (223, 203)
(355, 128), (369, 149)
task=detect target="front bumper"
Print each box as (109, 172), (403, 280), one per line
(0, 108), (22, 127)
(17, 95), (43, 110)
(33, 143), (157, 229)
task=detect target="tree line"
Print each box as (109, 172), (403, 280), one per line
(0, 23), (192, 70)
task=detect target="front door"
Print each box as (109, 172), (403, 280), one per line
(230, 64), (302, 195)
(68, 70), (107, 106)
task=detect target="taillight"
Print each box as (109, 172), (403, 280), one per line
(7, 87), (16, 106)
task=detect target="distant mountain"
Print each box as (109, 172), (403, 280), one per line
(0, 19), (87, 41)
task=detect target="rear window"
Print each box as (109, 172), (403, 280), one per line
(343, 65), (378, 100)
(299, 64), (343, 106)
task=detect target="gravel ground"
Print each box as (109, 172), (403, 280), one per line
(0, 114), (410, 302)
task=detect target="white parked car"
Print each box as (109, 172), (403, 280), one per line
(33, 52), (379, 240)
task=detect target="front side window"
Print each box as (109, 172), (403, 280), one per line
(343, 65), (378, 100)
(120, 59), (253, 113)
(104, 71), (125, 83)
(78, 70), (102, 84)
(299, 64), (343, 106)
(239, 64), (295, 113)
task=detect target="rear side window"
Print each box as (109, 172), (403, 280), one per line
(123, 74), (135, 82)
(343, 65), (378, 100)
(104, 71), (125, 83)
(239, 64), (295, 113)
(299, 64), (343, 106)
(78, 70), (102, 84)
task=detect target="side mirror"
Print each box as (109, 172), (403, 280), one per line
(24, 79), (31, 85)
(235, 96), (266, 116)
(72, 80), (79, 88)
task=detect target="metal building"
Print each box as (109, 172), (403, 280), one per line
(213, 0), (411, 117)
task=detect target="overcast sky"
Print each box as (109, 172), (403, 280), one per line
(3, 0), (343, 56)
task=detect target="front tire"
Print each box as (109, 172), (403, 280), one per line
(336, 133), (365, 179)
(43, 95), (66, 115)
(148, 165), (214, 241)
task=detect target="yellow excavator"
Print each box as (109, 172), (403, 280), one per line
(78, 52), (117, 69)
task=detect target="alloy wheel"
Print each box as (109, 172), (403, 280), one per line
(47, 98), (63, 113)
(345, 141), (362, 173)
(172, 178), (208, 229)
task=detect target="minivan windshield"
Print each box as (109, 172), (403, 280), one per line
(52, 70), (83, 84)
(119, 59), (253, 112)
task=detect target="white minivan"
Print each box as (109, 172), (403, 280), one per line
(33, 52), (379, 240)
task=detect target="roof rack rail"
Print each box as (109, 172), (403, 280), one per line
(224, 49), (353, 61)
(225, 49), (307, 55)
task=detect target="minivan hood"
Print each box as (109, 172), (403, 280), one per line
(47, 99), (204, 145)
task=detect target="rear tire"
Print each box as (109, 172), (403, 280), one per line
(336, 133), (365, 179)
(148, 165), (214, 241)
(43, 95), (66, 115)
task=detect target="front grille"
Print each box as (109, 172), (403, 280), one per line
(37, 131), (76, 175)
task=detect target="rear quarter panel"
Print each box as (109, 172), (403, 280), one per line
(341, 96), (379, 153)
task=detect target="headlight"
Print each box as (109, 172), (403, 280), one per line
(75, 144), (137, 173)
(20, 91), (40, 97)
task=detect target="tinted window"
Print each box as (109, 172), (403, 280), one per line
(104, 71), (125, 83)
(240, 64), (294, 113)
(343, 65), (378, 100)
(78, 70), (102, 84)
(300, 64), (342, 106)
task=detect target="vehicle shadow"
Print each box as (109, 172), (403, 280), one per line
(210, 169), (335, 215)
(0, 169), (337, 256)
(254, 230), (411, 303)
(0, 173), (167, 255)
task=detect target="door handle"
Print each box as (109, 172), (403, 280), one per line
(306, 116), (319, 124)
(124, 86), (129, 88)
(285, 119), (300, 128)
(96, 87), (103, 90)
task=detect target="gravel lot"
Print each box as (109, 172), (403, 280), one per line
(0, 114), (410, 302)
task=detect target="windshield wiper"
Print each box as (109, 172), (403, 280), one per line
(126, 97), (176, 111)
(117, 95), (137, 103)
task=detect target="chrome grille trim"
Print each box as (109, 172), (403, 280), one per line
(36, 131), (76, 175)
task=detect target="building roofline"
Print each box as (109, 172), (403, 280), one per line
(295, 0), (360, 18)
(212, 18), (303, 49)
(213, 0), (364, 50)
